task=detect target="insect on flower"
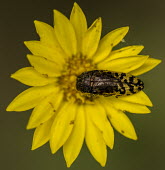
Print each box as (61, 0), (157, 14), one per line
(6, 2), (161, 167)
(76, 70), (144, 97)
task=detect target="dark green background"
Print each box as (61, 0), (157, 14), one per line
(1, 0), (165, 169)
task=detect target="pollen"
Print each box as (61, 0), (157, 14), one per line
(58, 54), (96, 103)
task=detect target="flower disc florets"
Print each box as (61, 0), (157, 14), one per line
(59, 54), (96, 103)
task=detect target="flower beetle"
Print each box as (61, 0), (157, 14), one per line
(76, 70), (144, 97)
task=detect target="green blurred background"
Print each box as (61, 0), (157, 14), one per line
(1, 0), (165, 169)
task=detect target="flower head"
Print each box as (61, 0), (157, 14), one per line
(7, 3), (161, 167)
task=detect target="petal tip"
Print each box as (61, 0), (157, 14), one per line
(146, 107), (151, 113)
(110, 142), (114, 149)
(26, 123), (33, 130)
(134, 137), (138, 141)
(50, 149), (56, 154)
(138, 45), (144, 51)
(122, 26), (129, 35)
(6, 105), (12, 111)
(31, 145), (36, 151)
(127, 132), (138, 140)
(93, 17), (102, 25)
(26, 120), (38, 130)
(31, 142), (40, 150)
(142, 55), (149, 60)
(148, 101), (153, 107)
(24, 41), (29, 47)
(34, 20), (39, 24)
(53, 9), (61, 16)
(92, 17), (102, 28)
(66, 161), (72, 168)
(157, 59), (162, 64)
(10, 74), (15, 79)
(73, 2), (79, 7)
(98, 17), (102, 22)
(50, 142), (56, 154)
(100, 161), (106, 167)
(53, 10), (60, 20)
(125, 26), (129, 30)
(132, 133), (138, 140)
(6, 103), (17, 111)
(34, 20), (42, 27)
(119, 26), (129, 33)
(72, 2), (83, 18)
(26, 54), (32, 60)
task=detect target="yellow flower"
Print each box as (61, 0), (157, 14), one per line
(7, 3), (161, 167)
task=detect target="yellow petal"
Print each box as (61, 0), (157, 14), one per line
(129, 58), (162, 76)
(119, 91), (153, 107)
(81, 18), (102, 59)
(27, 89), (63, 129)
(50, 102), (77, 154)
(107, 45), (144, 61)
(32, 117), (54, 150)
(34, 20), (59, 48)
(106, 97), (150, 114)
(85, 108), (107, 167)
(85, 103), (114, 149)
(54, 10), (77, 57)
(70, 3), (87, 51)
(27, 55), (62, 77)
(104, 120), (114, 148)
(63, 105), (85, 167)
(105, 105), (137, 140)
(93, 27), (129, 63)
(24, 41), (65, 63)
(98, 55), (149, 73)
(11, 67), (56, 86)
(6, 84), (57, 111)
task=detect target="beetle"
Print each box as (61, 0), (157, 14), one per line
(76, 70), (144, 97)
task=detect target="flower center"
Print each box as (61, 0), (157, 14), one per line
(59, 54), (97, 104)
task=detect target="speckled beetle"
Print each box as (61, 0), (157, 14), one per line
(76, 70), (144, 97)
